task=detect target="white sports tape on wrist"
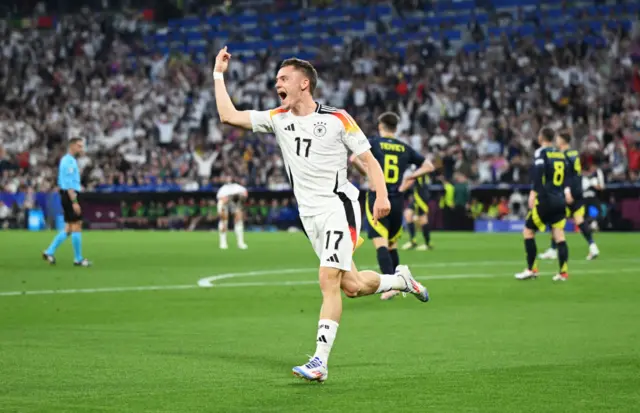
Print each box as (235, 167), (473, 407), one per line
(213, 72), (224, 80)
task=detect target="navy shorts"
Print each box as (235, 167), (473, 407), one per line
(525, 200), (566, 232)
(410, 191), (430, 216)
(366, 192), (404, 242)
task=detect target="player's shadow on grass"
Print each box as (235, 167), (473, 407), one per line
(161, 349), (290, 370)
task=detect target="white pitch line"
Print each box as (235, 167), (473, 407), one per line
(0, 267), (637, 297)
(0, 284), (198, 297)
(196, 257), (640, 287)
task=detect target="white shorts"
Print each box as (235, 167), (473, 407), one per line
(217, 199), (241, 216)
(300, 195), (361, 272)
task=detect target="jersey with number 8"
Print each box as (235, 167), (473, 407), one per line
(249, 104), (370, 216)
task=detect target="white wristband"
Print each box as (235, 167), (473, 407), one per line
(213, 72), (224, 80)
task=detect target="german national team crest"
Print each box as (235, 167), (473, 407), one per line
(313, 122), (327, 137)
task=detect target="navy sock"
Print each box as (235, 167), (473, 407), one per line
(389, 249), (399, 270)
(376, 246), (394, 275)
(525, 238), (537, 271)
(407, 222), (416, 242)
(557, 241), (569, 273)
(422, 223), (431, 246)
(550, 239), (557, 250)
(578, 222), (594, 245)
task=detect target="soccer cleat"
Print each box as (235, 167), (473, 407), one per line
(73, 259), (92, 267)
(416, 244), (432, 251)
(42, 252), (56, 265)
(586, 244), (599, 260)
(292, 357), (328, 382)
(515, 269), (539, 280)
(220, 242), (228, 250)
(539, 248), (558, 260)
(401, 241), (417, 250)
(552, 272), (569, 282)
(396, 265), (429, 302)
(238, 242), (248, 250)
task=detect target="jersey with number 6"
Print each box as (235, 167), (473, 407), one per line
(249, 104), (371, 216)
(368, 136), (425, 197)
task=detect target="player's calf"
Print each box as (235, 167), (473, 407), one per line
(297, 265), (343, 378)
(516, 228), (539, 280)
(218, 219), (228, 249)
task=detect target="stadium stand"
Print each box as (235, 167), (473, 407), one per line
(0, 1), (639, 229)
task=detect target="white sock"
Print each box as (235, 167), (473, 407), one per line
(235, 221), (245, 244)
(375, 273), (407, 293)
(313, 319), (339, 365)
(218, 221), (227, 245)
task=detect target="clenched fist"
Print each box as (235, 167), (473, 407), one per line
(214, 46), (231, 74)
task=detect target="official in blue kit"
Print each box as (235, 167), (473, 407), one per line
(43, 137), (91, 266)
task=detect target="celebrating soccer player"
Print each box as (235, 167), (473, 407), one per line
(213, 47), (429, 382)
(515, 127), (570, 282)
(350, 112), (434, 301)
(538, 132), (600, 261)
(42, 138), (91, 267)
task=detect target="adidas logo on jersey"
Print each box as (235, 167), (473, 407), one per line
(284, 124), (295, 132)
(326, 254), (340, 263)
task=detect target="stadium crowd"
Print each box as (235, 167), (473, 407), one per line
(1, 3), (640, 228)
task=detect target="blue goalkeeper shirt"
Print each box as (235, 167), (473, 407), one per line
(58, 154), (81, 192)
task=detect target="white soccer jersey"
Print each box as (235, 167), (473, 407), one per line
(216, 183), (247, 200)
(250, 104), (370, 216)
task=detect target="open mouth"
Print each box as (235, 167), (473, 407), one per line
(278, 91), (287, 101)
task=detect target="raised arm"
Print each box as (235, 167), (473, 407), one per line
(213, 47), (253, 129)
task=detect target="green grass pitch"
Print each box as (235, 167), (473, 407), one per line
(1, 231), (639, 412)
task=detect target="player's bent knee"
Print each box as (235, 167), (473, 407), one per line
(372, 237), (388, 249)
(341, 282), (360, 298)
(523, 227), (535, 238)
(552, 229), (565, 242)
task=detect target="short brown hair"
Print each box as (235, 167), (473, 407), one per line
(378, 112), (400, 132)
(539, 127), (555, 143)
(69, 137), (83, 145)
(280, 58), (318, 94)
(557, 131), (572, 144)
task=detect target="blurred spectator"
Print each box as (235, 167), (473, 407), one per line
(1, 5), (639, 195)
(485, 197), (499, 219)
(469, 198), (484, 219)
(497, 196), (510, 219)
(508, 191), (526, 219)
(0, 200), (12, 229)
(266, 199), (281, 225)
